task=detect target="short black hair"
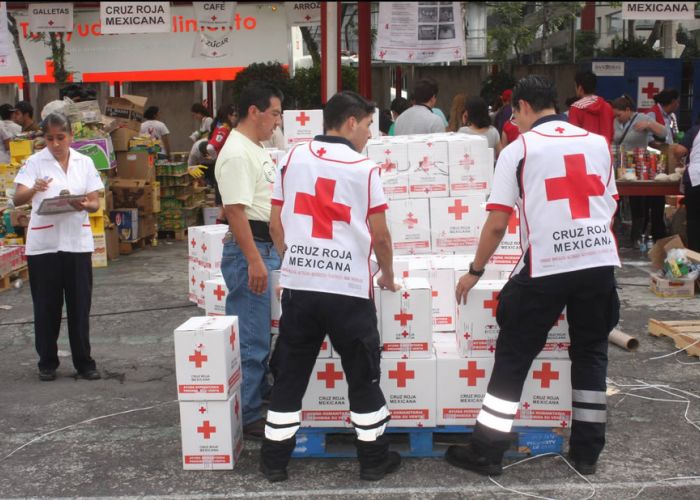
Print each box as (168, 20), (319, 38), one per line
(323, 91), (375, 132)
(238, 82), (284, 120)
(379, 109), (392, 135)
(191, 103), (210, 116)
(15, 100), (33, 117)
(412, 78), (438, 104)
(464, 96), (491, 129)
(512, 75), (558, 113)
(653, 89), (679, 105)
(0, 103), (15, 120)
(144, 106), (159, 120)
(390, 97), (410, 115)
(574, 70), (597, 94)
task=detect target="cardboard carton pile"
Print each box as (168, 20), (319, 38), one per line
(157, 159), (204, 232)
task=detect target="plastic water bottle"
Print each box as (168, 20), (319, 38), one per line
(638, 238), (647, 253)
(646, 235), (654, 255)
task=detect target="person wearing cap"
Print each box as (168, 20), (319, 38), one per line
(0, 104), (22, 163)
(493, 89), (513, 135)
(14, 101), (40, 133)
(447, 75), (620, 477)
(12, 112), (104, 382)
(261, 90), (401, 482)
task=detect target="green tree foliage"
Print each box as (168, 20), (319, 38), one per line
(599, 38), (663, 58)
(576, 31), (600, 60)
(289, 65), (358, 109)
(480, 72), (516, 108)
(488, 2), (535, 65)
(231, 62), (292, 108)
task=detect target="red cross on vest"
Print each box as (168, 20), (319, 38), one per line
(316, 147), (327, 157)
(229, 328), (237, 350)
(545, 154), (605, 220)
(555, 126), (565, 134)
(507, 211), (519, 234)
(533, 362), (559, 388)
(197, 420), (216, 439)
(189, 350), (208, 368)
(483, 292), (499, 317)
(213, 285), (226, 301)
(317, 362), (344, 388)
(553, 313), (565, 326)
(459, 361), (486, 386)
(294, 178), (351, 239)
(389, 361), (415, 388)
(296, 112), (311, 126)
(448, 199), (469, 220)
(642, 81), (660, 99)
(394, 311), (413, 326)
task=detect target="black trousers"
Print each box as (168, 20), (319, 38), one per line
(685, 183), (700, 252)
(630, 196), (667, 242)
(261, 289), (389, 470)
(27, 252), (96, 373)
(473, 266), (619, 464)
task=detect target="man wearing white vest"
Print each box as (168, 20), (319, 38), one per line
(260, 91), (401, 482)
(447, 75), (621, 477)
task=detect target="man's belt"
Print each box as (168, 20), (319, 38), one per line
(249, 220), (272, 243)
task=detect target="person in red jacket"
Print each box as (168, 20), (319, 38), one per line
(568, 70), (614, 143)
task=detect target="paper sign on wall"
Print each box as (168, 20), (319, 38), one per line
(0, 2), (10, 68)
(285, 2), (321, 26)
(622, 2), (695, 20)
(28, 3), (73, 32)
(637, 76), (665, 110)
(100, 2), (171, 34)
(193, 32), (234, 58)
(592, 61), (625, 77)
(193, 2), (237, 30)
(375, 2), (466, 63)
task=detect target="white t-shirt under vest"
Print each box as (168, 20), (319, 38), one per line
(486, 117), (620, 277)
(272, 138), (388, 299)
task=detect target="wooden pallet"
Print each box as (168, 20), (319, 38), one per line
(292, 426), (565, 459)
(0, 266), (28, 293)
(119, 235), (155, 255)
(648, 319), (700, 357)
(158, 229), (187, 241)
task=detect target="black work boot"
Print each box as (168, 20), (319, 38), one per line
(568, 451), (597, 475)
(260, 436), (296, 482)
(356, 435), (402, 481)
(445, 443), (503, 476)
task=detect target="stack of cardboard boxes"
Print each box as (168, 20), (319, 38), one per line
(174, 315), (243, 470)
(157, 158), (203, 233)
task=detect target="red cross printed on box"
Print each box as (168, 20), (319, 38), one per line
(316, 147), (327, 157)
(403, 213), (418, 229)
(545, 154), (605, 220)
(533, 362), (559, 388)
(394, 311), (413, 326)
(296, 112), (311, 126)
(483, 292), (499, 318)
(641, 81), (660, 99)
(432, 289), (438, 298)
(459, 154), (475, 169)
(213, 285), (226, 302)
(191, 238), (197, 249)
(199, 281), (206, 292)
(381, 159), (396, 173)
(294, 178), (351, 239)
(488, 345), (495, 353)
(459, 361), (486, 386)
(197, 420), (216, 439)
(507, 211), (519, 234)
(522, 402), (530, 410)
(401, 330), (409, 338)
(189, 350), (208, 368)
(384, 149), (392, 155)
(402, 291), (410, 299)
(201, 243), (208, 254)
(229, 328), (237, 350)
(389, 362), (415, 388)
(463, 332), (471, 340)
(317, 363), (344, 388)
(191, 275), (196, 286)
(555, 126), (565, 134)
(448, 199), (469, 221)
(419, 157), (431, 173)
(560, 420), (568, 428)
(198, 406), (207, 414)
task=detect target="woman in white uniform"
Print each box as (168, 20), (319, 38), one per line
(13, 112), (104, 381)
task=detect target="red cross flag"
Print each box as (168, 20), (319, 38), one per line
(637, 76), (664, 110)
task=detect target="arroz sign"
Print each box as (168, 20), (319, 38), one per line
(622, 2), (696, 20)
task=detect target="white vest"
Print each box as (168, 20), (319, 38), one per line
(519, 120), (620, 277)
(279, 140), (380, 299)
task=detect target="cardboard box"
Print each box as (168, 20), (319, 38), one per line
(174, 316), (241, 401)
(89, 214), (105, 235)
(283, 110), (323, 147)
(111, 178), (156, 215)
(410, 268), (456, 332)
(650, 273), (696, 298)
(194, 266), (221, 308)
(517, 359), (572, 428)
(380, 277), (432, 358)
(139, 214), (156, 238)
(205, 277), (228, 316)
(407, 139), (449, 198)
(366, 141), (410, 200)
(380, 355), (437, 428)
(92, 234), (107, 268)
(430, 196), (487, 254)
(490, 207), (522, 275)
(188, 225), (228, 268)
(9, 139), (33, 159)
(387, 199), (431, 255)
(105, 95), (147, 131)
(65, 100), (102, 124)
(318, 336), (332, 358)
(179, 391), (243, 470)
(188, 257), (199, 304)
(105, 225), (120, 261)
(106, 190), (114, 213)
(116, 151), (154, 180)
(447, 136), (494, 196)
(9, 208), (30, 228)
(110, 127), (139, 151)
(649, 234), (700, 270)
(72, 138), (116, 171)
(271, 270), (281, 334)
(301, 358), (351, 428)
(110, 208), (139, 242)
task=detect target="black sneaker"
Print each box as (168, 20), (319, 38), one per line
(39, 369), (57, 381)
(568, 452), (597, 475)
(445, 444), (503, 476)
(243, 419), (266, 440)
(260, 462), (288, 482)
(78, 369), (101, 380)
(359, 451), (402, 481)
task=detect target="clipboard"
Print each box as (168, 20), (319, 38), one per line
(37, 195), (86, 215)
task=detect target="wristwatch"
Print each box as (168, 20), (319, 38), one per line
(468, 262), (485, 278)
